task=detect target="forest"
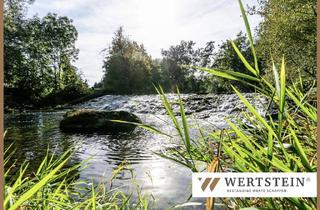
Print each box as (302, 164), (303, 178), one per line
(4, 0), (317, 209)
(5, 0), (316, 108)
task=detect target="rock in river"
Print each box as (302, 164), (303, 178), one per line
(60, 109), (141, 134)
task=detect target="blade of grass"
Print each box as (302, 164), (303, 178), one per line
(177, 88), (191, 154)
(91, 183), (96, 210)
(111, 120), (172, 138)
(230, 40), (257, 76)
(267, 129), (273, 162)
(176, 87), (198, 170)
(156, 86), (183, 138)
(4, 163), (29, 207)
(232, 86), (276, 137)
(286, 89), (317, 122)
(278, 57), (286, 135)
(9, 154), (70, 210)
(290, 128), (313, 171)
(226, 119), (256, 153)
(238, 0), (259, 74)
(271, 60), (280, 97)
(192, 66), (248, 81)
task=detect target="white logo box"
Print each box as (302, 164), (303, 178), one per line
(192, 172), (317, 197)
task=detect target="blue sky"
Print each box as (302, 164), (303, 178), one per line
(28, 0), (261, 86)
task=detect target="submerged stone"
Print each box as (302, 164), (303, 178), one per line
(60, 109), (141, 134)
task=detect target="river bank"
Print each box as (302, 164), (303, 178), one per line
(4, 93), (267, 209)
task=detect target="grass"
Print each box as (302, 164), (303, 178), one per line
(4, 0), (316, 209)
(4, 146), (153, 210)
(131, 0), (317, 209)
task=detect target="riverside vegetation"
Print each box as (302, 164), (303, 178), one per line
(4, 0), (316, 106)
(4, 0), (316, 209)
(4, 145), (153, 210)
(143, 1), (316, 209)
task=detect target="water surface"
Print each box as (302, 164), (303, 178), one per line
(5, 93), (267, 209)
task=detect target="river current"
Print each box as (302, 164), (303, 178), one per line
(5, 93), (267, 209)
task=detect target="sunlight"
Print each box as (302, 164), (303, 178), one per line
(5, 0), (316, 208)
(135, 0), (179, 55)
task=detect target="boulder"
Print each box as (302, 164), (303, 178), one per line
(60, 109), (141, 134)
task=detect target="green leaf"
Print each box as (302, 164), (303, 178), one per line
(267, 129), (273, 162)
(9, 155), (70, 210)
(111, 120), (172, 138)
(91, 183), (96, 210)
(286, 89), (317, 122)
(267, 157), (291, 172)
(238, 0), (259, 74)
(156, 86), (184, 138)
(226, 119), (256, 153)
(278, 57), (286, 135)
(230, 40), (257, 76)
(233, 143), (265, 171)
(232, 86), (276, 137)
(222, 143), (259, 172)
(177, 89), (191, 155)
(290, 128), (313, 171)
(191, 66), (265, 93)
(271, 60), (280, 97)
(224, 69), (260, 81)
(194, 66), (244, 81)
(286, 197), (313, 210)
(4, 163), (29, 207)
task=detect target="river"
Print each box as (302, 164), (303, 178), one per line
(4, 93), (267, 209)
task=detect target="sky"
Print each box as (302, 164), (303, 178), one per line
(28, 0), (261, 86)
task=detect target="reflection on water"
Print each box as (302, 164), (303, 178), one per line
(5, 94), (266, 209)
(4, 110), (201, 209)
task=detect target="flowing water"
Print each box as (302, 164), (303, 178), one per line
(5, 93), (268, 209)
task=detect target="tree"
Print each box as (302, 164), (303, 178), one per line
(102, 27), (154, 94)
(210, 32), (260, 92)
(252, 0), (316, 81)
(161, 41), (197, 91)
(4, 0), (87, 105)
(160, 40), (217, 92)
(41, 13), (79, 91)
(4, 0), (34, 88)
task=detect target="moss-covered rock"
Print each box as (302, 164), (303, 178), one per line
(60, 109), (141, 134)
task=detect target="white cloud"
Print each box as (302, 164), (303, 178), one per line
(28, 0), (261, 86)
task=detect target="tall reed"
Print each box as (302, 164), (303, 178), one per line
(4, 146), (152, 210)
(136, 0), (317, 209)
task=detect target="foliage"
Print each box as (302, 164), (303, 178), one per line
(41, 13), (80, 91)
(4, 146), (152, 209)
(137, 0), (316, 209)
(4, 0), (88, 106)
(100, 0), (316, 95)
(101, 28), (259, 94)
(160, 40), (216, 93)
(160, 40), (198, 92)
(210, 31), (264, 92)
(102, 27), (154, 94)
(251, 0), (316, 81)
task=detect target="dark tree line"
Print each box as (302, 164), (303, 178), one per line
(251, 0), (316, 82)
(4, 0), (89, 107)
(5, 0), (316, 103)
(99, 28), (258, 94)
(100, 0), (316, 94)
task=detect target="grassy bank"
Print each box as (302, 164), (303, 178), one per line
(143, 0), (316, 209)
(4, 0), (316, 209)
(4, 146), (152, 210)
